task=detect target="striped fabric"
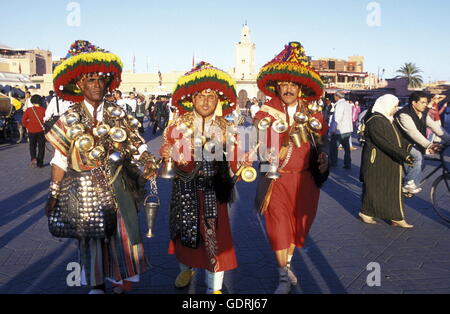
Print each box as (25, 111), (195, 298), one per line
(45, 119), (70, 157)
(45, 111), (101, 172)
(79, 211), (149, 287)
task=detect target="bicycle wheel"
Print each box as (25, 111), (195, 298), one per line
(431, 174), (450, 223)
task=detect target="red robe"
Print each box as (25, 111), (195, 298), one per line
(254, 98), (328, 251)
(161, 114), (239, 272)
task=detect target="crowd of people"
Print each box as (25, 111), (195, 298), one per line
(1, 39), (449, 295)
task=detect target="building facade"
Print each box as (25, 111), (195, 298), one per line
(0, 44), (52, 76)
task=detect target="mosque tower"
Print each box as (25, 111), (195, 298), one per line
(233, 22), (256, 81)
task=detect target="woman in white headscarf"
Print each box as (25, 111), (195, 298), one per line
(359, 94), (415, 228)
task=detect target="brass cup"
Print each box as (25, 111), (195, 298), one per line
(93, 124), (111, 137)
(266, 163), (281, 180)
(88, 146), (106, 161)
(308, 103), (322, 113)
(241, 167), (257, 183)
(258, 117), (272, 130)
(290, 129), (302, 148)
(64, 112), (80, 127)
(76, 134), (95, 152)
(272, 119), (288, 134)
(309, 118), (323, 131)
(293, 112), (309, 124)
(109, 127), (128, 143)
(67, 123), (85, 140)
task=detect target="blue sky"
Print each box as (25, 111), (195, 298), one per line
(1, 0), (449, 81)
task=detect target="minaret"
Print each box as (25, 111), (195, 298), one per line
(234, 22), (256, 81)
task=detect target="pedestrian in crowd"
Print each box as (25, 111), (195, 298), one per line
(352, 101), (361, 134)
(44, 94), (72, 123)
(153, 95), (170, 134)
(22, 95), (46, 168)
(126, 92), (137, 116)
(395, 91), (450, 194)
(254, 42), (329, 294)
(329, 91), (354, 169)
(24, 91), (32, 110)
(147, 95), (156, 123)
(45, 90), (55, 107)
(322, 97), (334, 128)
(160, 61), (250, 294)
(135, 94), (146, 133)
(114, 90), (127, 111)
(44, 40), (159, 294)
(250, 97), (260, 120)
(427, 95), (447, 142)
(359, 94), (415, 228)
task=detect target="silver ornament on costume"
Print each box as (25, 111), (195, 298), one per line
(109, 127), (127, 142)
(309, 118), (322, 131)
(110, 107), (126, 119)
(64, 112), (81, 127)
(108, 151), (122, 164)
(308, 103), (322, 113)
(67, 124), (85, 140)
(128, 116), (140, 129)
(128, 144), (139, 155)
(88, 146), (106, 161)
(257, 117), (271, 130)
(93, 124), (111, 137)
(294, 112), (309, 124)
(76, 134), (95, 152)
(272, 119), (288, 134)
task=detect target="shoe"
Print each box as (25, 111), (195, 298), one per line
(274, 278), (291, 294)
(402, 181), (422, 194)
(112, 286), (126, 294)
(358, 212), (377, 224)
(343, 165), (351, 170)
(88, 289), (105, 294)
(350, 147), (358, 151)
(391, 220), (414, 229)
(287, 266), (298, 286)
(175, 269), (196, 288)
(208, 290), (222, 294)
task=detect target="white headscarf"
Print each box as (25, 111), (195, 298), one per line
(372, 94), (399, 122)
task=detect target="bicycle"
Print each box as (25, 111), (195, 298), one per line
(421, 144), (450, 222)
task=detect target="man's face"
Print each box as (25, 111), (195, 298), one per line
(277, 82), (300, 106)
(193, 89), (219, 118)
(412, 97), (429, 113)
(77, 73), (107, 103)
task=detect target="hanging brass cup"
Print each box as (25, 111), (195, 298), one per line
(64, 112), (80, 127)
(75, 134), (95, 152)
(88, 146), (106, 161)
(93, 124), (111, 137)
(109, 127), (127, 142)
(258, 117), (272, 130)
(272, 119), (288, 134)
(67, 123), (85, 141)
(160, 158), (175, 179)
(144, 195), (160, 238)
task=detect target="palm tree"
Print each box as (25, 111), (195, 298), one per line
(397, 63), (423, 89)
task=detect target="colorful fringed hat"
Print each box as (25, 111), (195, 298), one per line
(53, 40), (123, 102)
(257, 42), (324, 101)
(172, 61), (237, 116)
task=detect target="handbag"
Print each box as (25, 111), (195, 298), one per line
(48, 167), (117, 239)
(44, 97), (60, 134)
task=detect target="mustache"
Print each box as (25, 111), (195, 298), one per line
(283, 92), (295, 96)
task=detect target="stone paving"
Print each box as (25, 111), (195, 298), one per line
(0, 119), (449, 294)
